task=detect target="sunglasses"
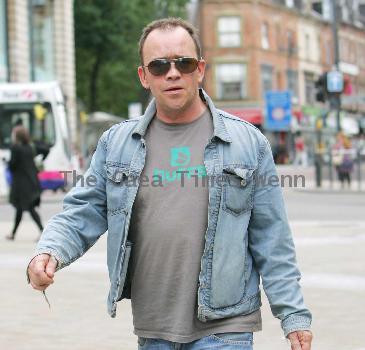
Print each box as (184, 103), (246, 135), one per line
(143, 57), (200, 76)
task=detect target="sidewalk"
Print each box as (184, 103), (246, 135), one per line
(2, 204), (364, 349)
(276, 164), (365, 193)
(0, 190), (66, 205)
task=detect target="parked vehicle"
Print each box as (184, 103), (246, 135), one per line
(0, 82), (72, 196)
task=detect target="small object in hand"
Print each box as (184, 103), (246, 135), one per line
(42, 290), (51, 309)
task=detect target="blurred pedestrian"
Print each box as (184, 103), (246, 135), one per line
(333, 132), (354, 189)
(5, 126), (44, 241)
(293, 131), (308, 166)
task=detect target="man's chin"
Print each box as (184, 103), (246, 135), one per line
(164, 100), (188, 113)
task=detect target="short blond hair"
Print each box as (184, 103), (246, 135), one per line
(138, 17), (201, 65)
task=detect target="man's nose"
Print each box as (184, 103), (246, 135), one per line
(165, 62), (181, 79)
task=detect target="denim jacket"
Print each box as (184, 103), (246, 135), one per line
(34, 89), (311, 337)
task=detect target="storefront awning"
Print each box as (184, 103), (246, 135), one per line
(222, 108), (263, 125)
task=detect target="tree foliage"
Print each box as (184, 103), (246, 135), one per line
(74, 0), (189, 117)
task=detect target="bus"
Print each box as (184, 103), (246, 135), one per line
(0, 82), (72, 196)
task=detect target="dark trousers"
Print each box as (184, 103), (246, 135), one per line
(337, 170), (351, 186)
(11, 206), (44, 238)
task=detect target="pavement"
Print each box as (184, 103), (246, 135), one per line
(1, 173), (365, 349)
(276, 164), (365, 193)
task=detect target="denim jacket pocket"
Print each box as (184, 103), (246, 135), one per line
(222, 166), (255, 216)
(105, 163), (130, 213)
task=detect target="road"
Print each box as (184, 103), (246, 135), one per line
(0, 173), (364, 350)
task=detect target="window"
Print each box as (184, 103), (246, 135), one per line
(305, 33), (310, 61)
(340, 38), (349, 62)
(261, 23), (269, 50)
(322, 0), (332, 20)
(325, 41), (332, 65)
(29, 0), (55, 81)
(217, 16), (241, 48)
(304, 72), (315, 104)
(261, 64), (273, 96)
(216, 63), (247, 100)
(0, 0), (8, 82)
(349, 40), (357, 64)
(360, 3), (365, 16)
(317, 34), (321, 63)
(287, 69), (298, 100)
(287, 30), (296, 56)
(276, 24), (282, 51)
(358, 44), (365, 68)
(0, 102), (56, 149)
(293, 0), (303, 10)
(341, 3), (350, 22)
(312, 0), (332, 20)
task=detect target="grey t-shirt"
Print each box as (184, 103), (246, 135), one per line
(128, 109), (261, 343)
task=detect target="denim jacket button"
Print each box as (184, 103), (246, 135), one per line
(240, 179), (247, 187)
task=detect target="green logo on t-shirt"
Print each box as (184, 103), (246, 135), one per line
(170, 147), (191, 167)
(153, 146), (206, 184)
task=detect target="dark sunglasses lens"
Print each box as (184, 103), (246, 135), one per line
(176, 58), (198, 73)
(148, 60), (170, 76)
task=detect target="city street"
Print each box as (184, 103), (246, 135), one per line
(0, 170), (364, 350)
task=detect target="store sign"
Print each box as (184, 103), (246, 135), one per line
(265, 90), (292, 131)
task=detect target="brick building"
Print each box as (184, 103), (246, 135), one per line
(198, 0), (302, 129)
(197, 0), (365, 161)
(0, 0), (77, 141)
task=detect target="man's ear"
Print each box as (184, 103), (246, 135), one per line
(138, 66), (150, 89)
(197, 59), (206, 85)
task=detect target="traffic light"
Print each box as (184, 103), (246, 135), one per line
(315, 73), (327, 103)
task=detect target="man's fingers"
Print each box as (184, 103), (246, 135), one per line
(45, 256), (58, 278)
(300, 331), (313, 350)
(28, 254), (55, 288)
(30, 281), (51, 291)
(287, 331), (313, 350)
(29, 272), (53, 290)
(287, 332), (302, 350)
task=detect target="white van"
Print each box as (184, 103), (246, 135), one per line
(0, 81), (72, 196)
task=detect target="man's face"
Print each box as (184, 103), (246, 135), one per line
(138, 27), (205, 115)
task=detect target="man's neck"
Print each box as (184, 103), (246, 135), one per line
(156, 98), (207, 124)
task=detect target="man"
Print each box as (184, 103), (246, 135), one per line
(27, 18), (312, 350)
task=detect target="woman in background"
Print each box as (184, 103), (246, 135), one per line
(6, 126), (44, 240)
(333, 132), (354, 189)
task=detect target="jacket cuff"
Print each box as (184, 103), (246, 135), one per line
(281, 315), (312, 337)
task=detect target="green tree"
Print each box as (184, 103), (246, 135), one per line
(74, 0), (189, 117)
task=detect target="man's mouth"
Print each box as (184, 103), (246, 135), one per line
(165, 87), (183, 92)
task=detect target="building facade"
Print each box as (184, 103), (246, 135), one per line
(197, 0), (365, 162)
(0, 0), (77, 141)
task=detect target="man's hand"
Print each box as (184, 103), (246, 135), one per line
(287, 330), (313, 350)
(27, 254), (58, 291)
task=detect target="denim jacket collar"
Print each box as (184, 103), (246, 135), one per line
(133, 88), (232, 143)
